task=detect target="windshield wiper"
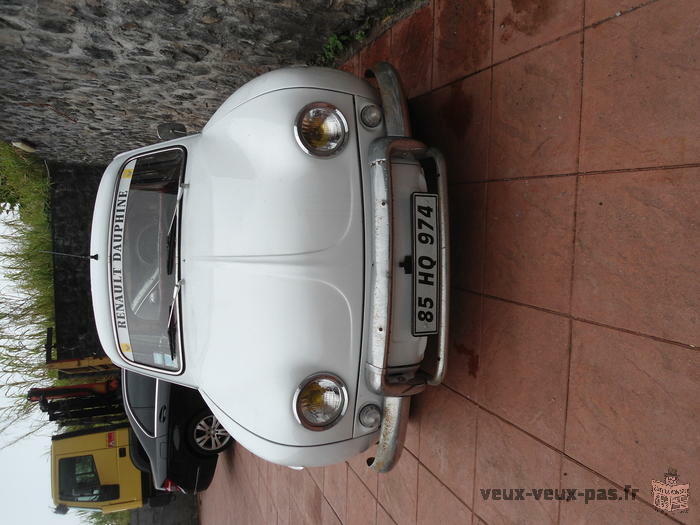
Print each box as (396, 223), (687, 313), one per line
(166, 183), (186, 275)
(166, 210), (177, 275)
(167, 280), (183, 360)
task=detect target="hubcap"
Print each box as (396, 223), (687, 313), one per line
(193, 415), (231, 451)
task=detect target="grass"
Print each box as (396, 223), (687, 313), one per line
(313, 0), (418, 66)
(0, 141), (55, 443)
(0, 141), (54, 326)
(76, 509), (131, 524)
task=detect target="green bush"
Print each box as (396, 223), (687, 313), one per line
(0, 142), (54, 396)
(77, 509), (131, 525)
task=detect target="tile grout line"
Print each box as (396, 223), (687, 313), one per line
(477, 0), (493, 496)
(346, 459), (390, 522)
(428, 0), (435, 99)
(402, 446), (476, 515)
(588, 0), (666, 28)
(559, 314), (575, 525)
(373, 464), (378, 525)
(453, 286), (699, 351)
(430, 0), (436, 91)
(317, 469), (343, 524)
(346, 459), (374, 499)
(482, 0), (495, 294)
(441, 384), (686, 525)
(559, 0), (586, 518)
(426, 0), (664, 94)
(415, 451), (421, 524)
(471, 398), (481, 519)
(580, 160), (700, 175)
(575, 0), (587, 179)
(566, 177), (579, 317)
(344, 463), (349, 521)
(557, 456), (685, 524)
(344, 465), (369, 524)
(377, 499), (398, 525)
(445, 159), (700, 186)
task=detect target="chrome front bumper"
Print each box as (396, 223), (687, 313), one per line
(365, 62), (450, 473)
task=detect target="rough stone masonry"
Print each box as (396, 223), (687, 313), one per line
(0, 0), (410, 164)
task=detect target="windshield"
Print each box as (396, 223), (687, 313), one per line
(110, 148), (184, 372)
(58, 456), (101, 502)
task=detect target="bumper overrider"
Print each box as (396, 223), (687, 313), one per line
(365, 63), (450, 472)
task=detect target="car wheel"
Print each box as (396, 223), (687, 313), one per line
(187, 410), (232, 455)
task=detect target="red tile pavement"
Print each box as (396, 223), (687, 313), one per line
(324, 462), (348, 523)
(566, 322), (699, 524)
(579, 0), (700, 172)
(443, 289), (481, 399)
(346, 468), (377, 525)
(585, 0), (647, 25)
(474, 411), (562, 524)
(322, 500), (342, 525)
(490, 33), (582, 180)
(377, 449), (419, 525)
(449, 183), (486, 291)
(559, 458), (678, 524)
(433, 0), (493, 88)
(359, 30), (391, 79)
(418, 386), (477, 505)
(390, 5), (434, 99)
(411, 70), (492, 183)
(493, 0), (584, 62)
(338, 54), (359, 77)
(377, 504), (396, 525)
(572, 168), (700, 345)
(417, 465), (472, 524)
(200, 1), (699, 523)
(347, 446), (378, 497)
(477, 298), (569, 448)
(484, 176), (576, 312)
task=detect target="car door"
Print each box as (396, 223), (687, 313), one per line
(123, 370), (171, 488)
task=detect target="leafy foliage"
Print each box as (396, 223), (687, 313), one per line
(312, 0), (416, 66)
(0, 142), (55, 444)
(77, 509), (131, 525)
(320, 34), (345, 65)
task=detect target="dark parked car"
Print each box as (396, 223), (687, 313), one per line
(122, 368), (232, 493)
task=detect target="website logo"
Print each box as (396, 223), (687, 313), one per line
(651, 468), (689, 513)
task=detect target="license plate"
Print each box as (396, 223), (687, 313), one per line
(412, 193), (440, 335)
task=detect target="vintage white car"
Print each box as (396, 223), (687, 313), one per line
(90, 63), (449, 472)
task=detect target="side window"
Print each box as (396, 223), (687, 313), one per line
(124, 370), (157, 435)
(58, 455), (100, 501)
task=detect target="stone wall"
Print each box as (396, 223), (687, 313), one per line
(0, 0), (410, 164)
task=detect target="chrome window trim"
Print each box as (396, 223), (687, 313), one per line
(122, 371), (157, 439)
(107, 146), (187, 376)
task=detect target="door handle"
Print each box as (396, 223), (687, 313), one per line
(158, 405), (167, 423)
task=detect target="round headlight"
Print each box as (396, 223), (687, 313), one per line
(293, 373), (347, 430)
(294, 103), (348, 157)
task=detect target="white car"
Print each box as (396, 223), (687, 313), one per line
(90, 62), (449, 472)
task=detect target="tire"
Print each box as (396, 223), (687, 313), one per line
(186, 410), (232, 455)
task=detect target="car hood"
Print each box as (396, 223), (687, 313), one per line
(179, 89), (365, 446)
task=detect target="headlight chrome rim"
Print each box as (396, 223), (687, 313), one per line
(292, 372), (348, 431)
(294, 102), (349, 157)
